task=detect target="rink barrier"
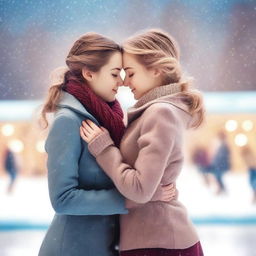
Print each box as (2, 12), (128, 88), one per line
(1, 216), (256, 231)
(0, 221), (49, 231)
(192, 216), (256, 225)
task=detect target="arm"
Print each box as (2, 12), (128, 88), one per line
(46, 115), (128, 215)
(83, 105), (179, 204)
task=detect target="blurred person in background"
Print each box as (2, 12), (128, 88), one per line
(38, 32), (174, 256)
(3, 145), (18, 194)
(81, 29), (205, 256)
(192, 145), (212, 187)
(241, 145), (256, 204)
(210, 131), (231, 195)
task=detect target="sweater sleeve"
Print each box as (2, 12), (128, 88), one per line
(88, 105), (179, 204)
(46, 115), (128, 215)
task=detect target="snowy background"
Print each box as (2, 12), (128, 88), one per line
(0, 0), (256, 100)
(0, 0), (256, 255)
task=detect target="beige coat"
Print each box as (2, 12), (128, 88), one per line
(88, 84), (200, 250)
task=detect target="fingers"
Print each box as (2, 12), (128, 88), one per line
(82, 120), (94, 133)
(162, 183), (174, 189)
(80, 126), (97, 143)
(161, 197), (175, 202)
(162, 190), (176, 198)
(82, 122), (93, 135)
(85, 119), (101, 131)
(161, 183), (176, 202)
(82, 119), (101, 131)
(86, 119), (96, 127)
(161, 192), (176, 202)
(80, 127), (89, 143)
(162, 183), (175, 193)
(100, 126), (108, 132)
(80, 119), (104, 143)
(80, 121), (93, 139)
(81, 126), (94, 141)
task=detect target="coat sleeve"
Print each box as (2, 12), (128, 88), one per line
(46, 114), (128, 215)
(88, 105), (179, 203)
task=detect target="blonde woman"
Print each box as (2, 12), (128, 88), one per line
(38, 32), (174, 256)
(81, 29), (205, 256)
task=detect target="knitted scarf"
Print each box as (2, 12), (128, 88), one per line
(63, 79), (125, 147)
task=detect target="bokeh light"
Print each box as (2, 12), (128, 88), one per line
(234, 133), (248, 147)
(225, 120), (238, 132)
(1, 124), (15, 136)
(8, 139), (24, 153)
(36, 140), (46, 153)
(242, 120), (254, 132)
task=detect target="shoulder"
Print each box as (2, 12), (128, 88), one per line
(143, 102), (178, 122)
(55, 108), (81, 122)
(48, 109), (81, 137)
(137, 103), (182, 136)
(45, 110), (82, 151)
(50, 107), (85, 131)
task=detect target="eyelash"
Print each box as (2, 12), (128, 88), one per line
(112, 74), (118, 77)
(129, 74), (134, 78)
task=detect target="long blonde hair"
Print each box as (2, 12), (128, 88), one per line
(123, 29), (205, 128)
(40, 32), (121, 128)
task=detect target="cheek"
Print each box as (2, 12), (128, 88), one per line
(136, 76), (153, 95)
(130, 74), (138, 85)
(133, 74), (144, 90)
(105, 77), (116, 92)
(99, 75), (112, 88)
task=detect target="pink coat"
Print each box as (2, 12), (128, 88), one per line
(88, 84), (200, 250)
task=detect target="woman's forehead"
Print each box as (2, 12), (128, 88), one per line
(122, 53), (139, 69)
(105, 52), (122, 69)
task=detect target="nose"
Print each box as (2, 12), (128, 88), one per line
(123, 76), (130, 87)
(117, 77), (123, 87)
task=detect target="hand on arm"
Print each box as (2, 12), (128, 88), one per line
(80, 106), (179, 204)
(80, 119), (176, 207)
(80, 119), (106, 143)
(151, 183), (176, 202)
(125, 183), (176, 209)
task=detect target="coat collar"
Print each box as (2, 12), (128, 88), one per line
(57, 91), (99, 123)
(134, 83), (182, 108)
(127, 83), (192, 124)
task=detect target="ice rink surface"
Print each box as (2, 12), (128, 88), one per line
(1, 167), (256, 256)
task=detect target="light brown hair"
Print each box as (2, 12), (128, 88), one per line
(123, 29), (205, 128)
(40, 32), (121, 128)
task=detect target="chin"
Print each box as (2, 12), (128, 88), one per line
(106, 97), (116, 102)
(134, 94), (140, 100)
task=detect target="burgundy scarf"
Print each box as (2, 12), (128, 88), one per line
(63, 78), (125, 147)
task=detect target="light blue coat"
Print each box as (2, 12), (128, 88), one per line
(38, 92), (128, 256)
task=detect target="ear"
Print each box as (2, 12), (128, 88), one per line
(152, 68), (161, 77)
(82, 68), (94, 81)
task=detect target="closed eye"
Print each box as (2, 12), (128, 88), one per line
(129, 74), (134, 78)
(112, 74), (118, 77)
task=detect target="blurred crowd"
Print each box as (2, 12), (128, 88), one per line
(1, 129), (256, 205)
(192, 131), (256, 204)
